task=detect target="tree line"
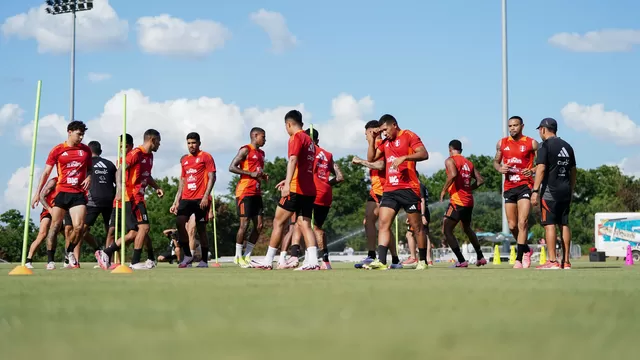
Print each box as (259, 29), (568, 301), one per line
(1, 154), (638, 262)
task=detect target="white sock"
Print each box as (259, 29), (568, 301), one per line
(235, 243), (243, 258)
(306, 247), (318, 266)
(264, 247), (278, 265)
(243, 242), (255, 257)
(278, 251), (287, 265)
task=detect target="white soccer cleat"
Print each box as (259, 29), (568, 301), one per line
(145, 259), (157, 269)
(67, 253), (78, 267)
(25, 262), (34, 269)
(294, 264), (320, 271)
(130, 262), (150, 270)
(46, 262), (56, 270)
(95, 250), (110, 270)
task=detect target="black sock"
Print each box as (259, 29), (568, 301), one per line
(26, 257), (32, 263)
(167, 255), (177, 263)
(132, 249), (142, 264)
(181, 242), (192, 257)
(516, 244), (526, 261)
(104, 242), (121, 257)
(201, 247), (209, 262)
(322, 248), (329, 262)
(147, 246), (155, 262)
(377, 245), (389, 265)
(451, 247), (466, 263)
(367, 250), (376, 259)
(391, 255), (400, 264)
(47, 250), (54, 263)
(66, 243), (75, 253)
(473, 245), (484, 260)
(523, 244), (530, 253)
(290, 244), (301, 258)
(418, 248), (427, 262)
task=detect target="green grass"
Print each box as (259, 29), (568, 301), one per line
(1, 260), (638, 360)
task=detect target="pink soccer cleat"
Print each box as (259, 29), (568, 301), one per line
(95, 250), (110, 270)
(320, 261), (332, 270)
(522, 249), (533, 268)
(513, 260), (523, 269)
(294, 264), (320, 271)
(536, 261), (561, 270)
(476, 258), (487, 267)
(250, 260), (273, 270)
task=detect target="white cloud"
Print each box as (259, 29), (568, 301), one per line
(1, 165), (42, 220)
(88, 72), (111, 82)
(561, 102), (640, 145)
(136, 14), (231, 57)
(1, 0), (128, 53)
(250, 9), (297, 53)
(0, 104), (24, 134)
(417, 151), (446, 176)
(548, 29), (640, 52)
(617, 156), (640, 179)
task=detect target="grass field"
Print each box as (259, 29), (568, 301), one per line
(1, 260), (638, 360)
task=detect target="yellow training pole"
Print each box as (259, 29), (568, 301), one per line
(112, 94), (132, 274)
(113, 137), (121, 264)
(9, 80), (42, 276)
(210, 191), (220, 267)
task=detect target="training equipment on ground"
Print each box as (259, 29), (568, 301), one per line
(112, 94), (132, 274)
(508, 245), (516, 264)
(210, 191), (221, 268)
(539, 246), (546, 264)
(492, 245), (501, 265)
(625, 244), (634, 266)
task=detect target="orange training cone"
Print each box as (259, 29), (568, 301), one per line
(8, 265), (34, 276)
(111, 264), (133, 274)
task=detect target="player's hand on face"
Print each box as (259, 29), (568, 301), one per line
(199, 197), (210, 209)
(499, 164), (509, 174)
(156, 188), (164, 198)
(169, 203), (178, 215)
(81, 177), (91, 191)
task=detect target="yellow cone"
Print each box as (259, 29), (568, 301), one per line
(509, 245), (516, 264)
(8, 265), (34, 276)
(111, 264), (133, 274)
(493, 245), (502, 265)
(539, 246), (547, 264)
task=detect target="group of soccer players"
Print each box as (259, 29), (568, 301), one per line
(26, 108), (576, 271)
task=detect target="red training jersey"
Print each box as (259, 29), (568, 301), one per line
(43, 177), (59, 208)
(45, 142), (92, 194)
(181, 151), (216, 200)
(288, 130), (316, 196)
(447, 154), (475, 207)
(369, 138), (386, 198)
(500, 136), (535, 191)
(113, 151), (132, 208)
(313, 146), (334, 207)
(235, 144), (265, 199)
(376, 130), (424, 196)
(126, 146), (154, 203)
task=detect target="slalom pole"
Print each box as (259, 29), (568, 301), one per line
(112, 94), (132, 274)
(310, 123), (315, 230)
(9, 80), (42, 276)
(113, 137), (121, 264)
(210, 191), (220, 267)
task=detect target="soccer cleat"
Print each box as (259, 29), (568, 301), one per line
(237, 256), (249, 268)
(196, 261), (208, 268)
(401, 257), (418, 269)
(513, 260), (523, 269)
(178, 256), (193, 268)
(67, 253), (78, 268)
(95, 250), (110, 270)
(320, 261), (332, 270)
(451, 261), (469, 268)
(46, 262), (56, 270)
(354, 256), (375, 269)
(277, 256), (299, 269)
(108, 263), (119, 270)
(389, 263), (403, 269)
(476, 258), (488, 267)
(415, 260), (428, 270)
(294, 264), (320, 271)
(536, 261), (561, 270)
(562, 262), (572, 270)
(522, 249), (533, 268)
(145, 259), (157, 269)
(233, 256), (241, 265)
(25, 262), (34, 269)
(363, 259), (388, 270)
(249, 259), (272, 270)
(130, 262), (150, 270)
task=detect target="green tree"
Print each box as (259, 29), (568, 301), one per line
(0, 210), (38, 262)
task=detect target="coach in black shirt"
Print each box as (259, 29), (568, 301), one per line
(531, 118), (576, 269)
(84, 141), (117, 241)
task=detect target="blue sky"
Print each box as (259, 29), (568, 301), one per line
(1, 0), (639, 214)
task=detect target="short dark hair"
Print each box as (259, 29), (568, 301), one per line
(305, 128), (319, 141)
(67, 120), (87, 133)
(449, 139), (462, 152)
(88, 141), (102, 155)
(144, 129), (160, 141)
(119, 133), (134, 146)
(365, 120), (379, 129)
(284, 110), (303, 126)
(379, 114), (397, 126)
(250, 127), (265, 135)
(509, 116), (523, 124)
(186, 132), (200, 142)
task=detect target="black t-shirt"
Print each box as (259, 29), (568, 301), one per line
(87, 156), (117, 207)
(536, 137), (576, 202)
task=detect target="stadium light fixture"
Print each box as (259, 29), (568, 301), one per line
(44, 0), (94, 123)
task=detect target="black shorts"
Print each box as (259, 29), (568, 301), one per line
(133, 201), (149, 225)
(380, 189), (421, 214)
(85, 206), (112, 227)
(108, 203), (138, 232)
(63, 211), (72, 226)
(540, 198), (570, 226)
(313, 205), (330, 228)
(504, 185), (532, 204)
(178, 199), (210, 222)
(54, 191), (87, 211)
(444, 203), (473, 223)
(278, 193), (314, 219)
(367, 193), (382, 204)
(237, 196), (264, 218)
(40, 210), (52, 222)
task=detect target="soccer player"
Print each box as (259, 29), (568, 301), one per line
(493, 116), (538, 268)
(250, 110), (320, 270)
(170, 132), (216, 268)
(157, 229), (181, 264)
(402, 172), (432, 267)
(229, 127), (267, 267)
(439, 140), (487, 268)
(531, 118), (576, 270)
(365, 114), (429, 270)
(31, 121), (92, 269)
(26, 177), (59, 269)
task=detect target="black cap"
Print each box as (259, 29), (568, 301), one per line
(536, 117), (558, 131)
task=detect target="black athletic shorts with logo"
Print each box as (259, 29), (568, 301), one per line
(237, 195), (264, 218)
(313, 205), (330, 228)
(444, 203), (473, 223)
(367, 193), (383, 204)
(62, 211), (73, 226)
(540, 198), (570, 226)
(380, 189), (421, 214)
(278, 192), (314, 218)
(177, 199), (210, 222)
(504, 184), (532, 204)
(54, 191), (87, 211)
(133, 201), (149, 225)
(109, 202), (138, 232)
(85, 206), (112, 227)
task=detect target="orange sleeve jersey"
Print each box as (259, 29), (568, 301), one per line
(447, 154), (475, 207)
(313, 146), (334, 207)
(112, 153), (131, 209)
(181, 151), (216, 200)
(376, 130), (424, 196)
(126, 146), (154, 204)
(369, 138), (386, 198)
(45, 142), (92, 194)
(500, 136), (535, 191)
(235, 144), (265, 199)
(288, 130), (316, 196)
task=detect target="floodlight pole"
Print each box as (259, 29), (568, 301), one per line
(501, 0), (509, 235)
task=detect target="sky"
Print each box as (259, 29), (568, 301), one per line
(0, 0), (639, 219)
